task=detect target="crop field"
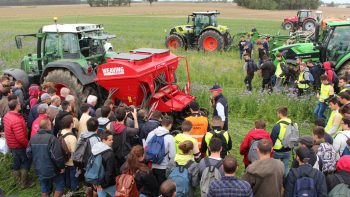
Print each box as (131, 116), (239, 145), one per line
(0, 3), (349, 196)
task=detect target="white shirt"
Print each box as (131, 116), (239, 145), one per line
(216, 103), (226, 122)
(333, 130), (350, 157)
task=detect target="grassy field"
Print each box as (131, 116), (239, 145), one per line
(0, 12), (318, 196)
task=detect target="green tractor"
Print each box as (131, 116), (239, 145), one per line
(5, 20), (116, 106)
(272, 21), (350, 76)
(165, 11), (232, 52)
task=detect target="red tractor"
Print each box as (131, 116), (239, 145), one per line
(282, 10), (322, 31)
(95, 48), (195, 114)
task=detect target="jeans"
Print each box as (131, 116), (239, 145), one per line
(97, 185), (116, 197)
(274, 77), (284, 92)
(11, 148), (30, 171)
(65, 166), (78, 191)
(262, 77), (272, 92)
(314, 101), (327, 120)
(273, 151), (290, 177)
(239, 50), (244, 60)
(39, 173), (65, 193)
(244, 75), (254, 91)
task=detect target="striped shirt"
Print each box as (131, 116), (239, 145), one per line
(208, 176), (253, 197)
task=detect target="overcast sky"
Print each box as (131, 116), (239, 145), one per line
(322, 0), (349, 3)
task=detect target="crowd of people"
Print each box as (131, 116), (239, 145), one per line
(238, 34), (346, 97)
(0, 59), (350, 197)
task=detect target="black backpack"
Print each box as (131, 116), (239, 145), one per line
(111, 123), (131, 162)
(211, 130), (228, 158)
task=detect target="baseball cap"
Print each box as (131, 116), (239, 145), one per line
(40, 93), (51, 101)
(209, 84), (222, 92)
(298, 135), (314, 148)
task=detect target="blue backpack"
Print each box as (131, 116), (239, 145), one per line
(168, 161), (193, 197)
(84, 154), (105, 185)
(292, 168), (317, 197)
(146, 133), (169, 164)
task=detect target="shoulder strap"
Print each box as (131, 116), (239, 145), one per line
(102, 121), (110, 127)
(214, 160), (223, 169)
(62, 132), (75, 139)
(334, 174), (345, 184)
(341, 133), (350, 140)
(291, 168), (299, 179)
(204, 157), (210, 167)
(184, 160), (194, 169)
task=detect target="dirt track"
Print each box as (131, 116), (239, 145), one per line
(0, 3), (350, 20)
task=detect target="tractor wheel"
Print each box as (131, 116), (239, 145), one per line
(303, 19), (316, 31)
(283, 22), (294, 31)
(165, 34), (184, 50)
(198, 30), (224, 52)
(338, 61), (350, 77)
(43, 69), (97, 108)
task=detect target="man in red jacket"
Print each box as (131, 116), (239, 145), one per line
(240, 120), (273, 168)
(4, 99), (31, 188)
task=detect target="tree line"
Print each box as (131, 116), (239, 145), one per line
(234, 0), (321, 10)
(0, 0), (81, 6)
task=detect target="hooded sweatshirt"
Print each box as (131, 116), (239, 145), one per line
(242, 158), (284, 197)
(91, 142), (116, 188)
(145, 126), (176, 170)
(326, 156), (350, 192)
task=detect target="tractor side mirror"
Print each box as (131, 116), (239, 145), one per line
(15, 36), (22, 49)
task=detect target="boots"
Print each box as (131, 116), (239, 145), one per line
(13, 170), (21, 186)
(20, 169), (34, 189)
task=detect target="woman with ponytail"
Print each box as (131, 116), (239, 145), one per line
(121, 145), (159, 197)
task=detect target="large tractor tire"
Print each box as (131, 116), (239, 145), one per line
(303, 19), (316, 31)
(165, 34), (184, 50)
(338, 61), (350, 77)
(43, 69), (97, 108)
(198, 30), (224, 52)
(283, 22), (294, 31)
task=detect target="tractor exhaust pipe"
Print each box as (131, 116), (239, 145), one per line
(314, 23), (320, 45)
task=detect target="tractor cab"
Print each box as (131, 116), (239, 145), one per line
(297, 10), (312, 24)
(189, 11), (219, 36)
(319, 22), (350, 67)
(13, 21), (115, 89)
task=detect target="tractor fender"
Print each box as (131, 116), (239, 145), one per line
(336, 54), (350, 71)
(199, 27), (223, 37)
(170, 32), (186, 42)
(41, 62), (96, 86)
(3, 68), (29, 90)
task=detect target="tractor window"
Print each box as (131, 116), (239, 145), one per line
(44, 34), (58, 56)
(210, 15), (217, 26)
(326, 26), (350, 62)
(298, 11), (308, 21)
(62, 33), (80, 59)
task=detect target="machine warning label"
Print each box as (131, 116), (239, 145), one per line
(102, 67), (125, 76)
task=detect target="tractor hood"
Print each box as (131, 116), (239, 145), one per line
(171, 25), (194, 35)
(284, 16), (298, 23)
(216, 25), (229, 33)
(272, 42), (320, 64)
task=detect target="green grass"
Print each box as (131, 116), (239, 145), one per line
(0, 15), (316, 196)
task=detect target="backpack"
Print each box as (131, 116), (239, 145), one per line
(97, 121), (110, 135)
(211, 130), (228, 158)
(248, 138), (262, 163)
(280, 62), (289, 76)
(145, 133), (169, 164)
(279, 121), (299, 149)
(328, 174), (350, 197)
(200, 158), (222, 197)
(304, 71), (315, 84)
(342, 146), (350, 156)
(72, 134), (99, 169)
(292, 168), (317, 197)
(317, 142), (336, 173)
(115, 173), (139, 197)
(84, 154), (105, 185)
(111, 125), (132, 162)
(247, 60), (258, 74)
(58, 132), (75, 162)
(168, 161), (193, 197)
